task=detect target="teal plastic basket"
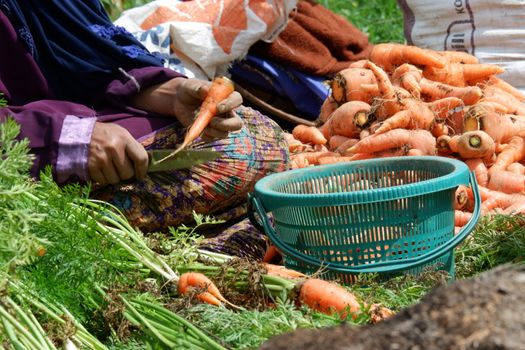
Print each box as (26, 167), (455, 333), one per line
(249, 156), (481, 283)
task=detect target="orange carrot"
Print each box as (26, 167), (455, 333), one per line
(330, 67), (378, 104)
(420, 78), (482, 105)
(480, 187), (525, 213)
(369, 304), (395, 324)
(298, 278), (361, 319)
(159, 76), (235, 162)
(481, 85), (525, 115)
(479, 111), (525, 144)
(454, 185), (470, 210)
(503, 199), (525, 215)
(487, 170), (525, 194)
(431, 121), (449, 138)
(507, 162), (525, 175)
(335, 138), (360, 154)
(263, 263), (305, 279)
(328, 135), (351, 151)
(290, 154), (310, 169)
(427, 97), (465, 120)
(347, 129), (436, 156)
(363, 60), (411, 120)
(436, 135), (455, 155)
(318, 96), (339, 123)
(456, 130), (495, 164)
(391, 63), (423, 99)
(490, 136), (525, 172)
(455, 210), (472, 227)
(292, 125), (327, 145)
(301, 151), (340, 165)
(318, 101), (372, 139)
(484, 76), (525, 102)
(464, 158), (489, 187)
(463, 101), (508, 132)
(262, 244), (282, 263)
(373, 99), (436, 134)
(284, 132), (310, 153)
(370, 43), (446, 72)
(178, 272), (231, 307)
(439, 50), (479, 64)
(423, 62), (504, 87)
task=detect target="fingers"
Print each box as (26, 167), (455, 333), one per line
(88, 122), (149, 185)
(209, 112), (243, 132)
(181, 78), (210, 100)
(125, 140), (149, 181)
(202, 128), (229, 141)
(216, 91), (243, 114)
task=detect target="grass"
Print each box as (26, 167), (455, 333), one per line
(319, 0), (405, 44)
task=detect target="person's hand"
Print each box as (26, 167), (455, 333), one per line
(88, 122), (149, 185)
(132, 77), (244, 140)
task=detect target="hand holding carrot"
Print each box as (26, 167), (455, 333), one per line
(132, 77), (243, 141)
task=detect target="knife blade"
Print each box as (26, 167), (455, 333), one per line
(147, 149), (221, 173)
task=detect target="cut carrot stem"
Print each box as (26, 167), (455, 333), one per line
(155, 76), (235, 163)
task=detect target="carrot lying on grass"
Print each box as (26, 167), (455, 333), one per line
(178, 272), (238, 308)
(318, 101), (372, 139)
(298, 278), (360, 319)
(369, 43), (446, 72)
(157, 76), (235, 163)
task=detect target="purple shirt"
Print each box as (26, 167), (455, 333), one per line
(0, 10), (183, 183)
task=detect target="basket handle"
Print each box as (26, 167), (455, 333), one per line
(249, 171), (481, 275)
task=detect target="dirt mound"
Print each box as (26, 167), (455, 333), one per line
(261, 265), (525, 350)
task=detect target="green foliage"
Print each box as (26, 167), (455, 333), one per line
(182, 301), (343, 350)
(456, 215), (525, 278)
(323, 0), (405, 44)
(0, 119), (45, 275)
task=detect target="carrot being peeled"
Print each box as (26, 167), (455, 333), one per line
(156, 76), (235, 163)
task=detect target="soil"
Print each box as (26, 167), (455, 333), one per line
(260, 264), (525, 350)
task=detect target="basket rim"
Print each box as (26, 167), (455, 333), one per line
(254, 156), (469, 211)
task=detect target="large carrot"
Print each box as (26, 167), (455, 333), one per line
(423, 62), (504, 87)
(479, 111), (525, 144)
(439, 50), (479, 64)
(330, 67), (378, 105)
(456, 130), (495, 164)
(484, 76), (525, 102)
(298, 278), (360, 319)
(318, 96), (339, 123)
(157, 76), (235, 162)
(347, 129), (436, 156)
(318, 101), (372, 139)
(463, 101), (508, 132)
(481, 85), (525, 115)
(369, 43), (446, 72)
(420, 78), (482, 105)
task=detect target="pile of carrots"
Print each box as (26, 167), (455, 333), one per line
(285, 43), (525, 230)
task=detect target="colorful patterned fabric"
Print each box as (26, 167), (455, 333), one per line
(91, 106), (289, 259)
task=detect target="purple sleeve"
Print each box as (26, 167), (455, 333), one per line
(0, 100), (97, 183)
(103, 66), (185, 111)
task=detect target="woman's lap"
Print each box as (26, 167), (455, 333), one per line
(91, 106), (289, 258)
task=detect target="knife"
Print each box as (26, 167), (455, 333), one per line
(147, 149), (221, 173)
